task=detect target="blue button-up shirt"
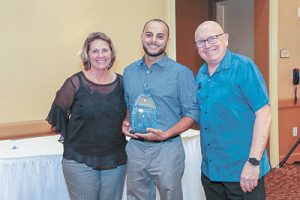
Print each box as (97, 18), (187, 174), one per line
(196, 49), (270, 182)
(123, 54), (199, 132)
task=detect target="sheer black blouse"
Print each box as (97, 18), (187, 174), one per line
(47, 72), (127, 169)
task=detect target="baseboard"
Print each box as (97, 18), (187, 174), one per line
(279, 152), (300, 164)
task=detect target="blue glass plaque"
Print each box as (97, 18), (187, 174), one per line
(131, 93), (157, 133)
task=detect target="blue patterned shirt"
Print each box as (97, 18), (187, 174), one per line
(123, 54), (199, 132)
(196, 49), (270, 181)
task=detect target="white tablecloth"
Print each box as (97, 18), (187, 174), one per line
(0, 130), (205, 200)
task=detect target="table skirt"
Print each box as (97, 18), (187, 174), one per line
(0, 130), (205, 200)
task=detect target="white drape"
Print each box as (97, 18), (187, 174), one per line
(0, 155), (69, 200)
(0, 130), (206, 200)
(182, 134), (206, 200)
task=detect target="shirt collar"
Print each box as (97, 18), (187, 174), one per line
(138, 53), (168, 68)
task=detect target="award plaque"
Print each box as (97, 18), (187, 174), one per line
(131, 93), (157, 133)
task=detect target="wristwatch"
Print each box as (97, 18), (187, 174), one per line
(248, 157), (260, 166)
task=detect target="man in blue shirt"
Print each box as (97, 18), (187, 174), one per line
(122, 19), (199, 200)
(194, 21), (272, 200)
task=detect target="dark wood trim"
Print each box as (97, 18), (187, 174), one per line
(278, 98), (300, 109)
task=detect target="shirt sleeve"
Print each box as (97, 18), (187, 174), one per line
(238, 60), (269, 112)
(177, 68), (200, 122)
(46, 75), (78, 141)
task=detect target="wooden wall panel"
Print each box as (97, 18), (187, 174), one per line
(278, 99), (300, 164)
(0, 120), (55, 140)
(175, 0), (209, 75)
(254, 0), (270, 156)
(254, 0), (269, 90)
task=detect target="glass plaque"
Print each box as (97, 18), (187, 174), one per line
(131, 93), (157, 133)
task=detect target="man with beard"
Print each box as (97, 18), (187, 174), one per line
(122, 19), (199, 200)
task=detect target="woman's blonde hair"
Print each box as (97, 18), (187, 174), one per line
(81, 32), (116, 70)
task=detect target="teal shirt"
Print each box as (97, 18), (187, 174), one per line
(196, 49), (270, 182)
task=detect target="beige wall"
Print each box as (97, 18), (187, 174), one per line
(0, 0), (166, 123)
(277, 0), (300, 165)
(278, 0), (300, 99)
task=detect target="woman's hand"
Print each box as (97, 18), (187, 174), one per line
(122, 120), (138, 138)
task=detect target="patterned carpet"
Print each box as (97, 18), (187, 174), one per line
(265, 163), (300, 200)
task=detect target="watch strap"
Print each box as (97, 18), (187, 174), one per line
(248, 157), (260, 166)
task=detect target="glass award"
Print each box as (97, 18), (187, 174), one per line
(131, 93), (157, 133)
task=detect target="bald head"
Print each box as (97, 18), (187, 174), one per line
(195, 21), (224, 42)
(194, 21), (229, 69)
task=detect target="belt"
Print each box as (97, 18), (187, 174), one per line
(132, 135), (179, 143)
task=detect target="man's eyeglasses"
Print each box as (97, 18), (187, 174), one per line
(195, 33), (225, 48)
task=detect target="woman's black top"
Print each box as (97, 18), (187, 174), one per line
(46, 72), (127, 169)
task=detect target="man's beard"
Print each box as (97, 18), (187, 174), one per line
(143, 44), (166, 57)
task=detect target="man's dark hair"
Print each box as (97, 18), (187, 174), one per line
(142, 19), (169, 38)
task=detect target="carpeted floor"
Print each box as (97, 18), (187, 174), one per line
(265, 163), (300, 200)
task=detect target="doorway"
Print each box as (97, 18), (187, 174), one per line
(216, 0), (254, 59)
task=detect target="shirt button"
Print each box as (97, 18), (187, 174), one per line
(209, 160), (212, 162)
(206, 95), (209, 98)
(207, 143), (210, 146)
(205, 111), (208, 114)
(208, 79), (210, 82)
(146, 70), (150, 74)
(205, 127), (208, 130)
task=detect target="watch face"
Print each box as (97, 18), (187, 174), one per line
(248, 158), (260, 166)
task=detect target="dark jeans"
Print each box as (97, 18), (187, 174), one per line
(201, 173), (266, 200)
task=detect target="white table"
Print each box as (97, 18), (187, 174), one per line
(0, 130), (205, 200)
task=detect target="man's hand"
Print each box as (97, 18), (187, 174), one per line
(122, 120), (138, 138)
(240, 161), (260, 193)
(135, 128), (169, 141)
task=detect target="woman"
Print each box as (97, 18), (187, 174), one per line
(47, 32), (127, 200)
